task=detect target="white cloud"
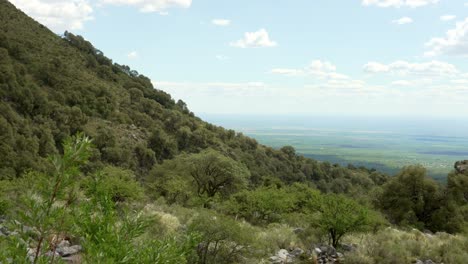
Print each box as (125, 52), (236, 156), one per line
(212, 19), (230, 26)
(101, 0), (192, 13)
(230, 29), (278, 48)
(363, 60), (459, 76)
(425, 18), (468, 57)
(9, 0), (93, 32)
(362, 0), (439, 8)
(391, 79), (433, 86)
(271, 68), (304, 76)
(272, 60), (349, 79)
(440, 15), (456, 21)
(392, 17), (413, 25)
(127, 51), (138, 59)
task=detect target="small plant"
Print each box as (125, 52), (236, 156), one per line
(1, 133), (92, 263)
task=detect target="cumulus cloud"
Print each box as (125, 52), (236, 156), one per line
(391, 79), (433, 86)
(9, 0), (93, 32)
(425, 18), (468, 57)
(440, 15), (456, 21)
(392, 17), (413, 24)
(363, 60), (459, 76)
(230, 29), (278, 48)
(362, 0), (439, 8)
(212, 19), (230, 26)
(101, 0), (192, 13)
(127, 51), (138, 59)
(272, 60), (348, 79)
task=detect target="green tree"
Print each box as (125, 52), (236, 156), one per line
(377, 165), (443, 230)
(317, 194), (371, 248)
(185, 149), (250, 202)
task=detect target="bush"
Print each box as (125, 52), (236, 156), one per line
(189, 211), (255, 264)
(82, 165), (144, 203)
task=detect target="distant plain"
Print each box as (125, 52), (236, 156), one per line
(203, 114), (468, 181)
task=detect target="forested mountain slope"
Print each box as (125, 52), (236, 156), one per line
(1, 1), (467, 263)
(0, 0), (386, 194)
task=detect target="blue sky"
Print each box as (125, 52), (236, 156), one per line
(10, 0), (468, 117)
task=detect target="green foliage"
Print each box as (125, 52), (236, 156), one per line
(1, 3), (467, 263)
(76, 175), (198, 263)
(0, 0), (388, 200)
(148, 149), (250, 207)
(377, 165), (445, 231)
(1, 133), (92, 263)
(82, 165), (144, 203)
(316, 194), (372, 248)
(185, 149), (250, 199)
(223, 184), (320, 225)
(189, 211), (255, 264)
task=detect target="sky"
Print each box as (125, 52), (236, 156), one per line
(8, 0), (468, 117)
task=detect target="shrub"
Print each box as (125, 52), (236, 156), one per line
(189, 211), (255, 264)
(82, 165), (144, 203)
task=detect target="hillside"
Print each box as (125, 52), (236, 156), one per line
(1, 0), (467, 263)
(0, 0), (386, 193)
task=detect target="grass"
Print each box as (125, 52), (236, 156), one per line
(343, 228), (468, 264)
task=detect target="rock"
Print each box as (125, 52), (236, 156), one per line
(341, 243), (357, 252)
(270, 249), (294, 263)
(326, 246), (337, 256)
(293, 228), (305, 234)
(455, 160), (468, 174)
(314, 248), (322, 254)
(57, 239), (71, 248)
(62, 254), (82, 264)
(56, 245), (82, 257)
(415, 260), (438, 264)
(277, 249), (289, 259)
(0, 225), (10, 236)
(290, 247), (304, 257)
(27, 248), (37, 262)
(44, 251), (60, 257)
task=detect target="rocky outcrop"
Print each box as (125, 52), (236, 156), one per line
(455, 160), (468, 174)
(269, 245), (345, 264)
(270, 248), (305, 263)
(313, 246), (344, 264)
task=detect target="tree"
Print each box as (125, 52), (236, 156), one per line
(317, 194), (371, 248)
(185, 149), (250, 202)
(377, 165), (443, 230)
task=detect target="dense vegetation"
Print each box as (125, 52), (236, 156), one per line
(0, 1), (467, 263)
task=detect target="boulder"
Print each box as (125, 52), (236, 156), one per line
(56, 245), (82, 257)
(290, 248), (304, 257)
(455, 160), (468, 174)
(270, 249), (295, 263)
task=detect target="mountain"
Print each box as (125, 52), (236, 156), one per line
(0, 0), (387, 194)
(1, 1), (467, 263)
